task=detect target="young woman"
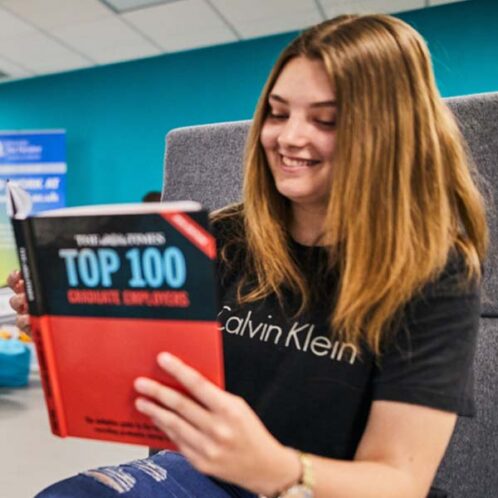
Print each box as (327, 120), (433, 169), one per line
(8, 13), (487, 498)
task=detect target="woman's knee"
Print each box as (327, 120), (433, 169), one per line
(34, 451), (207, 498)
(35, 455), (171, 497)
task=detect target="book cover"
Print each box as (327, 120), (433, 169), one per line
(7, 183), (224, 448)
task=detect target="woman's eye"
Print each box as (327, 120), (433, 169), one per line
(316, 119), (336, 128)
(268, 111), (288, 120)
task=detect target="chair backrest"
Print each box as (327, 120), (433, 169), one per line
(431, 93), (498, 497)
(162, 120), (248, 211)
(162, 92), (498, 498)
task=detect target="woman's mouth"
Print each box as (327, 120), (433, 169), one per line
(279, 154), (320, 169)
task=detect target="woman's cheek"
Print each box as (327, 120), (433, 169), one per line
(320, 131), (337, 159)
(260, 122), (278, 150)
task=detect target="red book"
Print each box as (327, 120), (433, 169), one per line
(7, 183), (223, 448)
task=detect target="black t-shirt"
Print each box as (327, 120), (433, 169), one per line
(212, 214), (480, 461)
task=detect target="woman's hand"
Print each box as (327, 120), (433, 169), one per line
(134, 352), (300, 496)
(6, 270), (31, 334)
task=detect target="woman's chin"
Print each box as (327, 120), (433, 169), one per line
(276, 190), (327, 209)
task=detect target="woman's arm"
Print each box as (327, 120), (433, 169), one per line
(308, 400), (456, 498)
(134, 353), (457, 498)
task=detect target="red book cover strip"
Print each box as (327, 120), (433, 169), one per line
(161, 212), (216, 259)
(31, 316), (68, 437)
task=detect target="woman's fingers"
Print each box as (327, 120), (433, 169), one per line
(6, 273), (31, 335)
(7, 270), (20, 289)
(15, 314), (31, 334)
(135, 378), (212, 432)
(7, 271), (24, 293)
(135, 397), (211, 456)
(156, 353), (227, 412)
(9, 293), (28, 314)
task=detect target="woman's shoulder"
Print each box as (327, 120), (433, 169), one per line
(419, 246), (480, 300)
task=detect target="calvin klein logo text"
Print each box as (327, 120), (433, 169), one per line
(218, 306), (357, 365)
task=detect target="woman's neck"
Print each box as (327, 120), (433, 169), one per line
(289, 203), (327, 246)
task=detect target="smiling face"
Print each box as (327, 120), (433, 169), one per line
(260, 56), (337, 213)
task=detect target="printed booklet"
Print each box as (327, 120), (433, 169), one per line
(7, 182), (224, 448)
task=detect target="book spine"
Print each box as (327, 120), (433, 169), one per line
(11, 219), (66, 436)
(11, 219), (44, 316)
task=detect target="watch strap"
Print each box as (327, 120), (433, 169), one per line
(259, 450), (315, 498)
(298, 453), (315, 490)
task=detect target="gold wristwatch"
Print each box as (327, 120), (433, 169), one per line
(276, 452), (315, 498)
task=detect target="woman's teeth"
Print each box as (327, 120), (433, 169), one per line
(281, 155), (318, 167)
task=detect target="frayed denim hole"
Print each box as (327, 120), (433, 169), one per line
(82, 467), (136, 494)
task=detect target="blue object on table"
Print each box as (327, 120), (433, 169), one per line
(0, 338), (31, 387)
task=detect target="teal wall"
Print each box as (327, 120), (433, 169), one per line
(0, 0), (496, 206)
(399, 0), (498, 96)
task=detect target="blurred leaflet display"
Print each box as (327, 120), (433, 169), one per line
(0, 130), (66, 294)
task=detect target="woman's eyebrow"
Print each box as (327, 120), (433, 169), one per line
(268, 94), (337, 107)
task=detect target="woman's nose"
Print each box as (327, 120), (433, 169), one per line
(277, 117), (310, 149)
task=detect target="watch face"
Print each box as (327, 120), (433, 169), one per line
(279, 485), (314, 498)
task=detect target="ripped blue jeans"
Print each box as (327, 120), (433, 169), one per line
(35, 450), (258, 498)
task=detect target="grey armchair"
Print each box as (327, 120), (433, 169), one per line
(161, 92), (498, 498)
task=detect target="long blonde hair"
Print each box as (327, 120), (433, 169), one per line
(215, 14), (488, 355)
